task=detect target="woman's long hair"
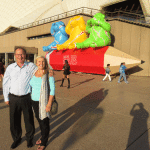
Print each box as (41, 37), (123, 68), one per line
(35, 56), (48, 76)
(49, 69), (54, 77)
(64, 60), (70, 69)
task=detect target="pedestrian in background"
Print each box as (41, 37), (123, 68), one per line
(60, 60), (71, 89)
(3, 47), (37, 149)
(118, 62), (129, 84)
(102, 64), (111, 82)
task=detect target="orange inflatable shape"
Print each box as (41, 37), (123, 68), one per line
(57, 16), (87, 50)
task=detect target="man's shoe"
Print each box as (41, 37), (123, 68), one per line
(60, 84), (63, 87)
(27, 140), (33, 148)
(11, 138), (22, 149)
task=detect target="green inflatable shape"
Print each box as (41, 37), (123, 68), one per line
(76, 13), (111, 49)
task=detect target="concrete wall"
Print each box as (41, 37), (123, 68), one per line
(0, 15), (150, 76)
(109, 20), (150, 76)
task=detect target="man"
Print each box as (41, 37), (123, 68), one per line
(3, 47), (37, 149)
(118, 62), (129, 84)
(102, 64), (111, 82)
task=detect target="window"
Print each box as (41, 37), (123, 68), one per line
(28, 33), (52, 40)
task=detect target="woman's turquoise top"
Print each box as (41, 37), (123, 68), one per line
(30, 75), (55, 101)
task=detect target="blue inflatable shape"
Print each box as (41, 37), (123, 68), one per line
(43, 21), (69, 52)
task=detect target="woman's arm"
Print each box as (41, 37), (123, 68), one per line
(46, 95), (54, 112)
(46, 76), (55, 112)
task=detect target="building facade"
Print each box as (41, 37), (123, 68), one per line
(0, 5), (150, 76)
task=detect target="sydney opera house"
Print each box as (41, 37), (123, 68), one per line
(0, 0), (150, 76)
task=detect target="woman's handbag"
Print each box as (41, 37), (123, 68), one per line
(50, 96), (58, 115)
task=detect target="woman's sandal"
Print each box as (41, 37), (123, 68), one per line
(36, 139), (41, 145)
(37, 145), (45, 150)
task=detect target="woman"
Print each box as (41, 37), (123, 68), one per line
(60, 60), (70, 89)
(30, 56), (55, 150)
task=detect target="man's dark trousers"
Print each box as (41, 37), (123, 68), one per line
(9, 93), (35, 143)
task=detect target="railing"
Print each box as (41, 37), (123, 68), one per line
(19, 7), (100, 30)
(105, 10), (149, 24)
(5, 7), (149, 32)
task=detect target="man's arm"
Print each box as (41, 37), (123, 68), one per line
(3, 67), (11, 105)
(29, 62), (38, 76)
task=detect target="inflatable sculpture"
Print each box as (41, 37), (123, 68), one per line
(44, 13), (141, 75)
(57, 16), (87, 50)
(48, 46), (141, 75)
(76, 13), (111, 49)
(43, 21), (68, 52)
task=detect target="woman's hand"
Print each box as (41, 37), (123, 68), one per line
(46, 95), (54, 112)
(45, 104), (51, 112)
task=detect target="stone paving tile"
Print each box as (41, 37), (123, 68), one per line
(0, 71), (150, 150)
(126, 130), (150, 150)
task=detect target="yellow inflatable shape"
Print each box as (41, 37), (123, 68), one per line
(57, 16), (87, 50)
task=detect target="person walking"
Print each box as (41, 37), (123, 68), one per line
(102, 64), (111, 82)
(30, 56), (55, 150)
(118, 62), (129, 84)
(60, 60), (71, 89)
(3, 47), (37, 149)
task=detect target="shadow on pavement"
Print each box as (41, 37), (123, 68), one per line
(127, 66), (143, 76)
(111, 75), (117, 81)
(126, 103), (149, 150)
(60, 108), (104, 150)
(55, 79), (62, 83)
(0, 99), (9, 109)
(0, 90), (3, 95)
(0, 99), (4, 103)
(57, 78), (95, 88)
(42, 88), (107, 149)
(0, 105), (9, 109)
(55, 78), (95, 88)
(70, 78), (95, 88)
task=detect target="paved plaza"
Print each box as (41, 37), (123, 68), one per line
(0, 71), (150, 150)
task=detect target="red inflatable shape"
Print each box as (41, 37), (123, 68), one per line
(49, 46), (108, 75)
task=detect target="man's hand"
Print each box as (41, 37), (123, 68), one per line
(5, 101), (9, 105)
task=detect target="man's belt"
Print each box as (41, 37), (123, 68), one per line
(9, 93), (30, 98)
